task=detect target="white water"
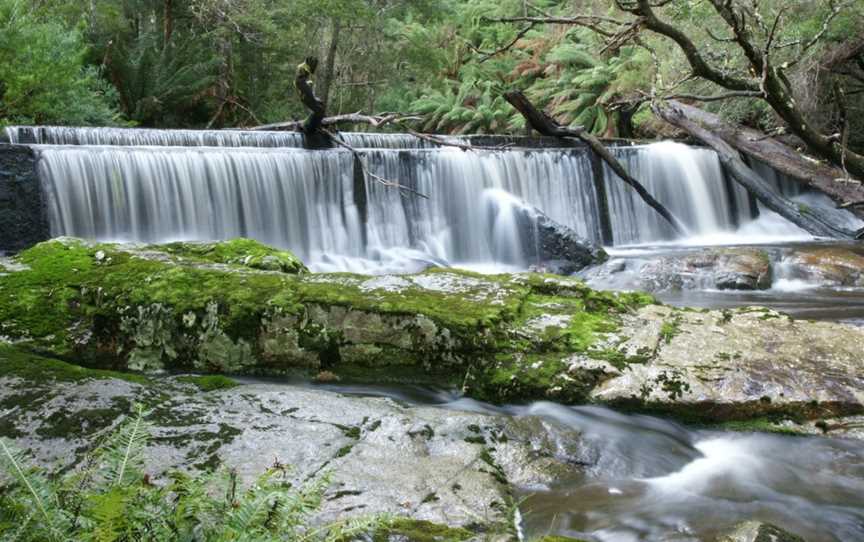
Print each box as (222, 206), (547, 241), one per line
(14, 125), (856, 273)
(35, 144), (609, 271)
(5, 125), (433, 149)
(294, 385), (864, 542)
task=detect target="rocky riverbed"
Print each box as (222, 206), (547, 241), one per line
(2, 237), (863, 541)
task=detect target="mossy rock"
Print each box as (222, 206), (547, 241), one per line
(176, 374), (240, 391)
(154, 238), (308, 274)
(2, 238), (862, 423)
(0, 239), (649, 384)
(374, 518), (475, 542)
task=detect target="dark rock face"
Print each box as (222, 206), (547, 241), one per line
(532, 212), (607, 274)
(478, 190), (607, 275)
(0, 145), (49, 253)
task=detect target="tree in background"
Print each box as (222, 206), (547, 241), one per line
(0, 0), (121, 126)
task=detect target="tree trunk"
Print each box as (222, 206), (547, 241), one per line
(163, 0), (174, 48)
(654, 101), (856, 239)
(663, 100), (864, 221)
(319, 18), (341, 107)
(504, 90), (688, 236)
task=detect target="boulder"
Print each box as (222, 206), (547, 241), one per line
(1, 238), (863, 423)
(531, 210), (607, 275)
(783, 246), (864, 287)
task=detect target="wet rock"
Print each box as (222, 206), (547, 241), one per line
(712, 248), (773, 290)
(718, 521), (807, 542)
(584, 248), (773, 292)
(591, 305), (864, 421)
(783, 247), (864, 287)
(532, 211), (607, 274)
(0, 144), (49, 253)
(0, 348), (585, 534)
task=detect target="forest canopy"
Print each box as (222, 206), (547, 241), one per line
(1, 0), (862, 160)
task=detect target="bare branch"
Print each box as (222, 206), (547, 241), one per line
(323, 129), (429, 200)
(481, 15), (628, 38)
(251, 113), (422, 132)
(465, 24), (536, 63)
(666, 90), (763, 102)
(783, 0), (853, 68)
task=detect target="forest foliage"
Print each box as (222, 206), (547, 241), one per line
(0, 0), (862, 155)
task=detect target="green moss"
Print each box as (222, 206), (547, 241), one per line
(295, 267), (528, 334)
(154, 238), (308, 274)
(36, 399), (130, 438)
(659, 315), (682, 344)
(0, 345), (149, 384)
(335, 444), (354, 458)
(0, 239), (667, 407)
(374, 518), (474, 542)
(176, 374), (240, 391)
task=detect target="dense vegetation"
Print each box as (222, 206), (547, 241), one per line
(1, 1), (860, 153)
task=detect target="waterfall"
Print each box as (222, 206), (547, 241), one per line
(5, 126), (432, 149)
(606, 141), (751, 245)
(17, 126), (816, 273)
(35, 145), (605, 272)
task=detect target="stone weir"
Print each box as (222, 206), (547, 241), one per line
(2, 237), (862, 425)
(0, 144), (49, 253)
(2, 125), (807, 269)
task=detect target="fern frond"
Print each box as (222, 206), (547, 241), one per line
(0, 439), (66, 541)
(97, 404), (150, 488)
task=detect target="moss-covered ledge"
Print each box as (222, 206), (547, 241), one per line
(2, 237), (863, 423)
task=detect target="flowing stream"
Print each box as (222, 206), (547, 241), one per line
(252, 379), (864, 542)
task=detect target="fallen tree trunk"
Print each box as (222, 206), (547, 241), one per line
(504, 90), (688, 236)
(662, 100), (864, 221)
(654, 101), (856, 239)
(251, 113), (422, 132)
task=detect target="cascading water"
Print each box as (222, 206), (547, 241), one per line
(606, 141), (750, 244)
(4, 125), (434, 149)
(12, 125), (830, 273)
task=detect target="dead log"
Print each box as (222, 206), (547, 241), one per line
(251, 113), (422, 132)
(654, 101), (856, 239)
(504, 90), (688, 236)
(661, 100), (864, 221)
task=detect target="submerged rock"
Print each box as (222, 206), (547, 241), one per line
(1, 238), (863, 423)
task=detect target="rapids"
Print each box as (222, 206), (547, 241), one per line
(267, 379), (864, 542)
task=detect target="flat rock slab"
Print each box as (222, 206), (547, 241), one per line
(0, 370), (582, 534)
(590, 305), (864, 420)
